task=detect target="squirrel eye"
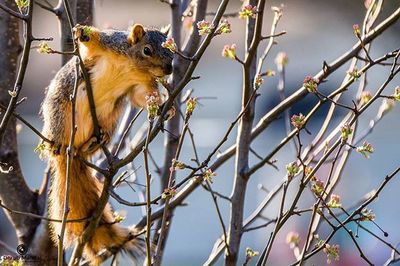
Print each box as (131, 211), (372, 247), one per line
(143, 46), (152, 56)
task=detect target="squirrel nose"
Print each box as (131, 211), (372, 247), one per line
(164, 64), (173, 75)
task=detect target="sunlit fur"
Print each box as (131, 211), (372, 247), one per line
(41, 25), (172, 265)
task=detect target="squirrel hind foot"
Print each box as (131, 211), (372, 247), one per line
(114, 227), (146, 263)
(120, 236), (146, 263)
(84, 225), (146, 265)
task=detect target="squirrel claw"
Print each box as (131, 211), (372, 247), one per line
(52, 144), (62, 155)
(79, 136), (98, 155)
(158, 102), (176, 121)
(165, 106), (176, 121)
(79, 131), (110, 155)
(99, 130), (111, 146)
(159, 106), (175, 133)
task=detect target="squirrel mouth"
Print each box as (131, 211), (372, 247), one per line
(155, 71), (172, 78)
(155, 73), (167, 78)
(151, 65), (173, 78)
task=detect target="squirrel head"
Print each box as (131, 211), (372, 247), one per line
(127, 24), (173, 77)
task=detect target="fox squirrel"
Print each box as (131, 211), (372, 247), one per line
(40, 24), (173, 265)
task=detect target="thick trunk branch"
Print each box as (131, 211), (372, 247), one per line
(153, 0), (208, 263)
(0, 0), (40, 246)
(0, 2), (60, 264)
(225, 0), (261, 264)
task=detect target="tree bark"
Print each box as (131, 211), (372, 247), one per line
(55, 0), (93, 64)
(153, 0), (208, 263)
(55, 0), (77, 64)
(0, 0), (94, 263)
(0, 0), (40, 247)
(76, 0), (94, 25)
(0, 2), (58, 264)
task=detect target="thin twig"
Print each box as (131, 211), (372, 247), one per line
(114, 108), (143, 156)
(259, 51), (400, 265)
(260, 30), (286, 40)
(0, 2), (26, 20)
(0, 103), (53, 143)
(0, 200), (89, 223)
(143, 120), (154, 265)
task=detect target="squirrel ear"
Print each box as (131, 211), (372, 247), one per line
(128, 24), (145, 45)
(160, 24), (171, 36)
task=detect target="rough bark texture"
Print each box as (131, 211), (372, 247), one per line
(76, 0), (94, 25)
(0, 0), (40, 247)
(56, 0), (93, 64)
(0, 2), (59, 265)
(154, 0), (208, 262)
(0, 0), (94, 264)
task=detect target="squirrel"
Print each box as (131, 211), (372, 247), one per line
(40, 24), (173, 265)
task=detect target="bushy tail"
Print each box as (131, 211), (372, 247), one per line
(48, 155), (144, 265)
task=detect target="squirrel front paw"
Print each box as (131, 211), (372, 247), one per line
(51, 143), (62, 155)
(73, 24), (92, 42)
(165, 106), (176, 121)
(79, 130), (110, 155)
(157, 102), (176, 121)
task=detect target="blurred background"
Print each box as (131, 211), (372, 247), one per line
(1, 0), (400, 265)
